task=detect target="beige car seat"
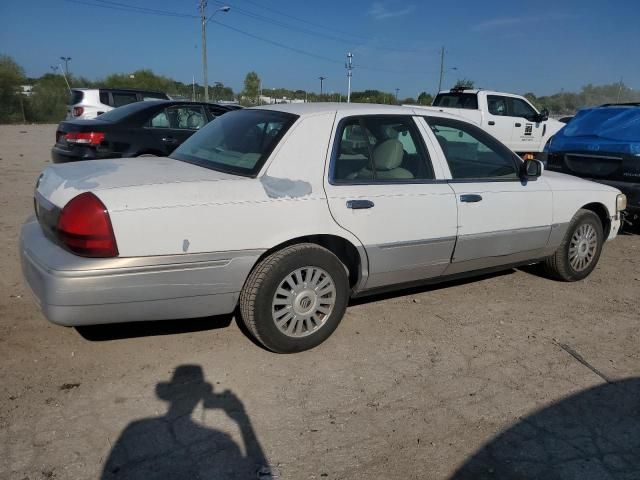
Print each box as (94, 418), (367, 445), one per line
(348, 139), (414, 180)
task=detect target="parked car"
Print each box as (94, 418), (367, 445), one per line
(545, 103), (640, 225)
(412, 87), (564, 158)
(67, 88), (170, 120)
(52, 100), (232, 163)
(22, 104), (625, 353)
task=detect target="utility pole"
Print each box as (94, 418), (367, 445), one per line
(616, 76), (624, 103)
(437, 46), (445, 93)
(346, 52), (353, 103)
(395, 88), (400, 104)
(60, 56), (71, 76)
(192, 75), (196, 101)
(199, 0), (209, 102)
(318, 76), (326, 96)
(199, 2), (230, 103)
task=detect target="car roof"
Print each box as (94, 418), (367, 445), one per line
(251, 102), (470, 122)
(72, 87), (167, 94)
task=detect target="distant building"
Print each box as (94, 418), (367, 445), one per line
(21, 85), (33, 96)
(258, 95), (305, 105)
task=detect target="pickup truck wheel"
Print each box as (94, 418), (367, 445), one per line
(239, 244), (349, 353)
(544, 209), (604, 281)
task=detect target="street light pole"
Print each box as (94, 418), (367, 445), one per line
(318, 76), (326, 96)
(395, 88), (400, 104)
(346, 53), (353, 103)
(60, 56), (71, 76)
(200, 2), (230, 103)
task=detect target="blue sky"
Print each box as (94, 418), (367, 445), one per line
(2, 0), (639, 97)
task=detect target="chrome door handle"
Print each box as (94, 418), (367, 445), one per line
(460, 194), (483, 203)
(346, 199), (375, 209)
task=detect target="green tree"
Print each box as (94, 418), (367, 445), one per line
(417, 92), (433, 105)
(242, 71), (261, 104)
(0, 55), (26, 123)
(28, 73), (69, 123)
(454, 78), (475, 89)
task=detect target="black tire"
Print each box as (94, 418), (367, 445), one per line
(543, 209), (604, 281)
(239, 243), (349, 353)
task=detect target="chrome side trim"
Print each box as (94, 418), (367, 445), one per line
(364, 236), (456, 289)
(452, 226), (551, 263)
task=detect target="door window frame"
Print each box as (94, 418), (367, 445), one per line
(422, 116), (525, 183)
(328, 114), (440, 186)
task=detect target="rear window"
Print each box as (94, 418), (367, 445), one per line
(94, 101), (155, 122)
(170, 109), (298, 176)
(433, 93), (479, 110)
(112, 92), (139, 108)
(68, 90), (84, 105)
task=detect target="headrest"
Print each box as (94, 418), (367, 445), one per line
(372, 139), (403, 171)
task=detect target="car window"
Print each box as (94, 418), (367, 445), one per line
(99, 90), (110, 106)
(487, 95), (508, 116)
(69, 90), (84, 105)
(433, 93), (478, 109)
(170, 109), (298, 176)
(333, 116), (434, 182)
(142, 92), (168, 100)
(111, 92), (139, 108)
(426, 117), (519, 180)
(149, 106), (207, 130)
(510, 98), (538, 119)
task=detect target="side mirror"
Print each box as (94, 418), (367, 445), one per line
(539, 108), (549, 122)
(521, 159), (544, 180)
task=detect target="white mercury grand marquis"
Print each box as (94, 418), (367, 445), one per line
(21, 103), (627, 352)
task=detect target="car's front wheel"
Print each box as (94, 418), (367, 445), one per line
(544, 209), (604, 281)
(239, 244), (349, 353)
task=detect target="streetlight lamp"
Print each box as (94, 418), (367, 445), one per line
(200, 2), (230, 102)
(318, 76), (326, 97)
(60, 56), (71, 76)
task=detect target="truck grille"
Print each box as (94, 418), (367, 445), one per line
(564, 154), (622, 178)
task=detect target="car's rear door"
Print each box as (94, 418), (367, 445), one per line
(485, 94), (516, 150)
(324, 114), (458, 290)
(145, 105), (208, 155)
(424, 116), (553, 274)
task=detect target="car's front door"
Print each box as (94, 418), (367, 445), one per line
(424, 116), (553, 275)
(485, 95), (515, 150)
(508, 97), (544, 153)
(324, 114), (458, 290)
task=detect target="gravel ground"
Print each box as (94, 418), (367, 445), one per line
(1, 124), (639, 480)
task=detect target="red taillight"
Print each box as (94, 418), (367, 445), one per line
(65, 131), (105, 145)
(73, 106), (84, 117)
(57, 193), (118, 258)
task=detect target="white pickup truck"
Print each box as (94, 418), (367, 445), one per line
(412, 88), (564, 157)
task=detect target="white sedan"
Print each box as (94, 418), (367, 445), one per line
(21, 103), (626, 353)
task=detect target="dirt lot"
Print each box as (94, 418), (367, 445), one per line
(1, 124), (639, 480)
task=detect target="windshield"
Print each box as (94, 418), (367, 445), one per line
(170, 109), (298, 176)
(433, 93), (479, 110)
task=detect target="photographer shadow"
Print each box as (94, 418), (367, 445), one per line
(102, 365), (272, 479)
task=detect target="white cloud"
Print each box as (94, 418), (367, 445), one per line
(369, 1), (415, 20)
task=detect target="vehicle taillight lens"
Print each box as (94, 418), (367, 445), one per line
(64, 131), (105, 145)
(57, 192), (118, 257)
(73, 106), (84, 117)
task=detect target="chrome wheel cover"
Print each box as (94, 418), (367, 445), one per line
(569, 223), (598, 272)
(271, 266), (336, 338)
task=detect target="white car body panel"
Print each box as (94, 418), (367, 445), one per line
(24, 103), (622, 327)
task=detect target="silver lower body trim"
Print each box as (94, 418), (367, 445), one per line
(20, 219), (264, 326)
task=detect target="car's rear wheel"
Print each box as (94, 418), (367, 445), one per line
(544, 209), (604, 281)
(239, 243), (349, 353)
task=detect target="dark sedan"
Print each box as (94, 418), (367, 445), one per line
(51, 100), (232, 163)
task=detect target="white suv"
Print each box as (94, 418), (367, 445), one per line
(66, 88), (170, 120)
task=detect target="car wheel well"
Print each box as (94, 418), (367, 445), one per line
(581, 202), (611, 238)
(135, 151), (162, 157)
(254, 235), (362, 289)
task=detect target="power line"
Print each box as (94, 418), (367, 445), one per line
(61, 0), (440, 77)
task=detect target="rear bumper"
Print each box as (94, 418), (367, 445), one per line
(51, 146), (119, 164)
(20, 218), (263, 326)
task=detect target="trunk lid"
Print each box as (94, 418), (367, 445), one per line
(36, 157), (244, 209)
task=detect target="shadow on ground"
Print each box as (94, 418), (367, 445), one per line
(76, 314), (234, 341)
(102, 364), (272, 479)
(451, 378), (640, 480)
